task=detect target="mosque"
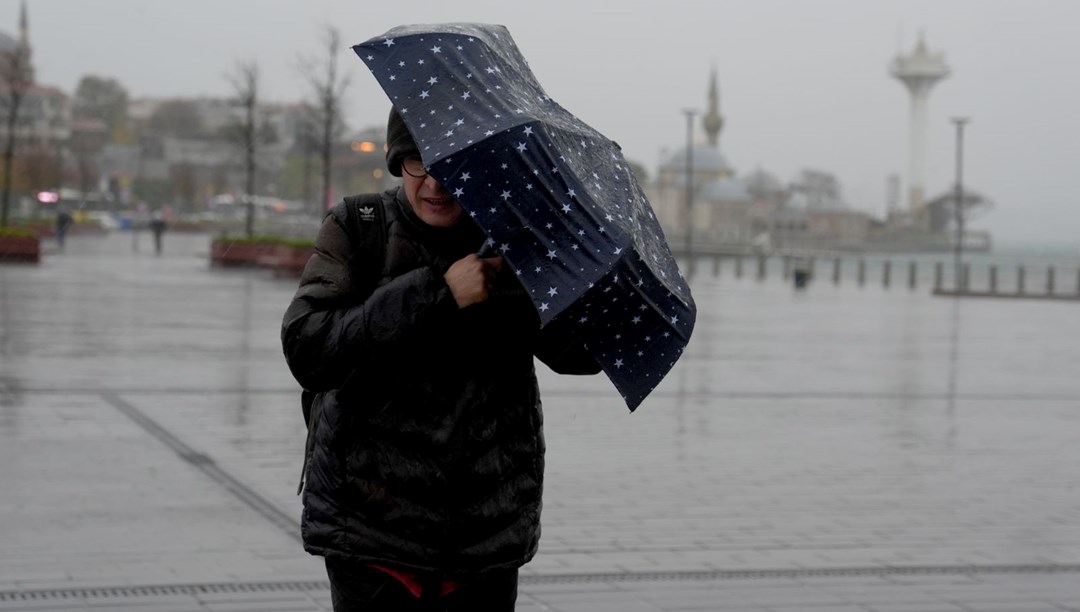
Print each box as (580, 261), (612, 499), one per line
(648, 68), (872, 253)
(649, 55), (992, 254)
(652, 69), (755, 247)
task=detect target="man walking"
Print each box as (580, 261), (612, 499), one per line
(149, 209), (167, 255)
(55, 208), (73, 251)
(282, 108), (598, 611)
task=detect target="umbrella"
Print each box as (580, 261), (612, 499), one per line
(353, 23), (695, 410)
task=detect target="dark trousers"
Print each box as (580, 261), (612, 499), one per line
(325, 559), (518, 612)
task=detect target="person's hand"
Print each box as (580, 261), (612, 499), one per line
(444, 254), (504, 308)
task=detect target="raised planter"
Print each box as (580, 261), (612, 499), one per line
(0, 230), (41, 263)
(14, 220), (108, 238)
(210, 237), (315, 276)
(210, 238), (279, 268)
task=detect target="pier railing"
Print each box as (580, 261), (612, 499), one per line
(682, 253), (1080, 301)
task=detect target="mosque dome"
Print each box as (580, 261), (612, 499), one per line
(660, 143), (752, 203)
(744, 168), (784, 196)
(662, 145), (734, 175)
(701, 176), (752, 203)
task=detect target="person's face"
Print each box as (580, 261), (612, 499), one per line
(401, 156), (464, 228)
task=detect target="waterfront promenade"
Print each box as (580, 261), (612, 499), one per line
(1, 231), (1079, 611)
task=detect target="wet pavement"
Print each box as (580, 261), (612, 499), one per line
(1, 231), (1079, 611)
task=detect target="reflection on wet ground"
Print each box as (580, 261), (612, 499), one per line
(1, 232), (1079, 611)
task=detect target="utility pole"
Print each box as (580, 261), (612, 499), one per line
(682, 108), (697, 278)
(951, 117), (969, 291)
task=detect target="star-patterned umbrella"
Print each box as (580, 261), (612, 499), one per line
(353, 23), (695, 410)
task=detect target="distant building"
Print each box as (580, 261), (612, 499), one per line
(807, 210), (873, 249)
(651, 70), (870, 252)
(0, 1), (70, 146)
(0, 3), (389, 216)
(0, 0), (76, 213)
(0, 84), (70, 144)
(652, 68), (756, 247)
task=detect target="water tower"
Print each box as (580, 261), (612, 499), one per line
(890, 32), (949, 214)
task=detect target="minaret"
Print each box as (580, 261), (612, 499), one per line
(16, 0), (33, 83)
(890, 32), (949, 214)
(18, 0), (27, 42)
(702, 66), (723, 148)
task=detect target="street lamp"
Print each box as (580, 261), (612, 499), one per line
(682, 108), (697, 277)
(951, 117), (969, 292)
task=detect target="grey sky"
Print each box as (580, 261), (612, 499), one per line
(4, 0), (1079, 247)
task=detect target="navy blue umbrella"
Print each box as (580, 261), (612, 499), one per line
(353, 23), (695, 410)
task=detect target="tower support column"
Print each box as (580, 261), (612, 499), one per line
(890, 33), (950, 216)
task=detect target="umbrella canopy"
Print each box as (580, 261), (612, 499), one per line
(353, 23), (695, 410)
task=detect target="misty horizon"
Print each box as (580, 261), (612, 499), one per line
(3, 0), (1079, 249)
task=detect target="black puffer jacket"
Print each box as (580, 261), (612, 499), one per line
(281, 187), (598, 577)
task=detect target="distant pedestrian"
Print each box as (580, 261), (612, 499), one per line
(55, 209), (73, 251)
(149, 209), (167, 255)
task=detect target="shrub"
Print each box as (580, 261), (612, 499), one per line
(213, 234), (314, 248)
(0, 227), (36, 239)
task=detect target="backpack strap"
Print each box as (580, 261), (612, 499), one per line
(298, 191), (390, 495)
(339, 192), (389, 296)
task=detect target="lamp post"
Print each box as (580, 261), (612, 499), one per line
(682, 108), (697, 277)
(951, 117), (969, 292)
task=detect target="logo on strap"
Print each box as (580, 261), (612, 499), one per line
(358, 206), (376, 222)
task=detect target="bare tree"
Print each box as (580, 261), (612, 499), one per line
(300, 26), (349, 214)
(21, 146), (57, 194)
(296, 105), (317, 205)
(0, 42), (31, 227)
(226, 61), (259, 237)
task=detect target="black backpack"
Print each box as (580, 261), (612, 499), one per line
(297, 192), (388, 494)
